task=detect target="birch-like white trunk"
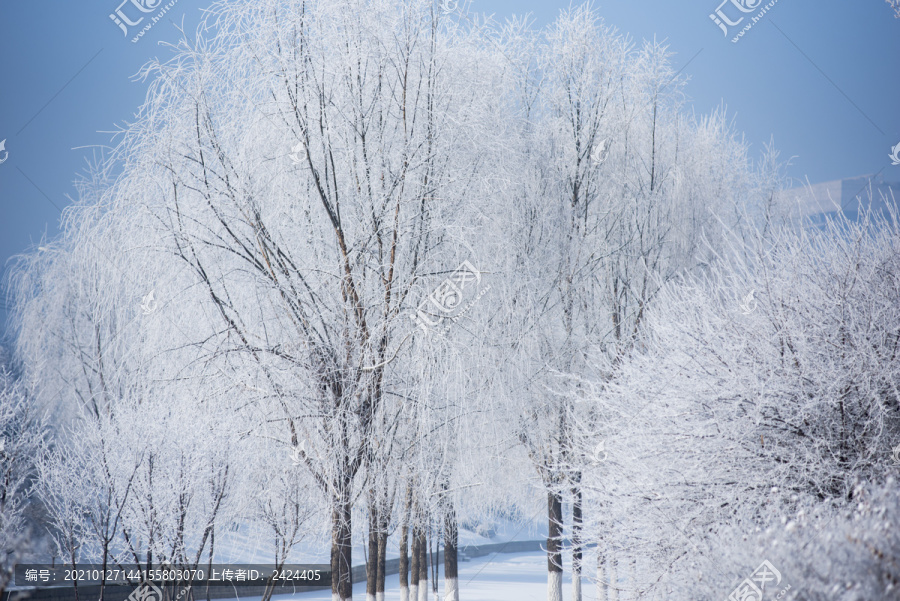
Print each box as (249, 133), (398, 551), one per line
(548, 571), (563, 601)
(444, 577), (459, 601)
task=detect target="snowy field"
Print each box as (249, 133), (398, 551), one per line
(209, 518), (547, 566)
(238, 551), (586, 601)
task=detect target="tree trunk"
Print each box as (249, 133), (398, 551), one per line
(399, 487), (412, 601)
(376, 529), (387, 601)
(443, 498), (459, 601)
(417, 529), (428, 601)
(572, 480), (583, 601)
(400, 521), (410, 601)
(331, 487), (353, 601)
(366, 504), (378, 601)
(69, 549), (80, 601)
(410, 526), (420, 601)
(430, 533), (438, 601)
(206, 528), (214, 601)
(547, 491), (563, 601)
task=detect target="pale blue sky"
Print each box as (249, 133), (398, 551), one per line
(1, 1), (899, 336)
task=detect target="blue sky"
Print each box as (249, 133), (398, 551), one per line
(1, 1), (899, 336)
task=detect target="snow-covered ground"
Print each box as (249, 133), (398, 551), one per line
(231, 550), (605, 601)
(210, 516), (548, 565)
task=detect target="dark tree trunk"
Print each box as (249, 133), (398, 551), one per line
(572, 477), (583, 601)
(444, 497), (459, 601)
(410, 526), (421, 600)
(547, 490), (563, 572)
(417, 529), (428, 601)
(399, 521), (410, 601)
(366, 503), (378, 600)
(331, 486), (353, 601)
(547, 490), (564, 601)
(430, 533), (438, 599)
(69, 550), (79, 601)
(399, 486), (412, 601)
(376, 529), (387, 600)
(206, 528), (214, 601)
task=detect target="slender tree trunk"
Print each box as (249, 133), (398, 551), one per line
(399, 487), (412, 601)
(366, 502), (378, 601)
(547, 491), (563, 601)
(206, 527), (214, 601)
(376, 528), (387, 601)
(331, 485), (353, 601)
(430, 533), (438, 601)
(572, 480), (583, 601)
(410, 526), (420, 601)
(443, 498), (459, 601)
(400, 521), (410, 601)
(99, 540), (109, 601)
(417, 529), (428, 601)
(69, 549), (80, 601)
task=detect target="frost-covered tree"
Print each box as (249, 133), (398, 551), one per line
(582, 201), (900, 598)
(0, 362), (45, 600)
(71, 0), (509, 597)
(11, 159), (261, 598)
(7, 3), (814, 600)
(493, 7), (758, 600)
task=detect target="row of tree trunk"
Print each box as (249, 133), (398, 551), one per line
(350, 495), (459, 601)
